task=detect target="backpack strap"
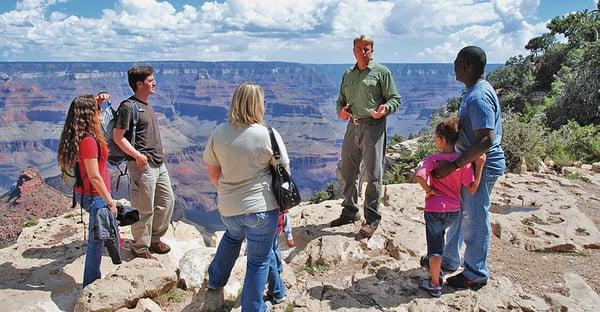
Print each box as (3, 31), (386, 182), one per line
(113, 99), (141, 191)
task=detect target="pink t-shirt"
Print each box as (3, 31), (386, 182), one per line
(415, 152), (475, 213)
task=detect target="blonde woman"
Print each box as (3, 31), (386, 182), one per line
(203, 82), (289, 312)
(57, 93), (117, 288)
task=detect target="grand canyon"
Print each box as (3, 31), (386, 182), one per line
(0, 61), (470, 228)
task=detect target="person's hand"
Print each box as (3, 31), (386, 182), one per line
(371, 104), (386, 119)
(95, 92), (111, 106)
(287, 239), (295, 248)
(431, 160), (455, 179)
(338, 104), (352, 120)
(425, 188), (438, 199)
(134, 152), (148, 169)
(108, 199), (118, 215)
(475, 153), (487, 167)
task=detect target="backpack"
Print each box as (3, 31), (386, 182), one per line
(101, 99), (141, 190)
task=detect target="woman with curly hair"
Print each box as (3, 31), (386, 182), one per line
(57, 93), (117, 288)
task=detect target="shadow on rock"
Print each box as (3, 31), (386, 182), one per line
(0, 241), (86, 311)
(307, 267), (436, 310)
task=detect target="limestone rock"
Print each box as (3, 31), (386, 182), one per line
(179, 247), (216, 290)
(116, 298), (162, 312)
(74, 259), (177, 312)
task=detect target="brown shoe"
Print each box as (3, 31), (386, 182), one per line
(355, 222), (379, 240)
(133, 249), (156, 259)
(330, 214), (361, 227)
(149, 240), (171, 254)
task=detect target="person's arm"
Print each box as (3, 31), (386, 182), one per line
(336, 73), (352, 120)
(113, 128), (148, 168)
(372, 68), (401, 119)
(83, 158), (117, 214)
(206, 164), (221, 190)
(415, 175), (438, 199)
(431, 128), (493, 179)
(465, 154), (487, 194)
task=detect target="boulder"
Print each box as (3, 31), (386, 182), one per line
(178, 247), (216, 290)
(74, 259), (177, 312)
(116, 298), (163, 312)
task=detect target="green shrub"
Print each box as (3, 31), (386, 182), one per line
(23, 218), (39, 227)
(501, 111), (546, 171)
(389, 134), (404, 145)
(384, 134), (435, 185)
(545, 121), (600, 167)
(310, 182), (335, 204)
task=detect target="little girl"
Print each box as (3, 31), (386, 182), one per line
(415, 117), (485, 297)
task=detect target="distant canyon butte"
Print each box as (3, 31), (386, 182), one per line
(0, 61), (465, 224)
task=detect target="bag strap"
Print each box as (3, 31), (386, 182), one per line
(268, 127), (281, 161)
(114, 98), (141, 191)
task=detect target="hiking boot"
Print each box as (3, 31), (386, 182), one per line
(355, 222), (379, 240)
(330, 213), (360, 227)
(446, 272), (488, 290)
(419, 255), (458, 274)
(149, 240), (171, 254)
(418, 277), (442, 297)
(133, 249), (156, 260)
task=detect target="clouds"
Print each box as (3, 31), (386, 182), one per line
(413, 0), (546, 62)
(0, 0), (557, 62)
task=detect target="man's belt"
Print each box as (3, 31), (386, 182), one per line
(350, 115), (375, 125)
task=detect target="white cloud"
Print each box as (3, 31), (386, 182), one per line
(413, 0), (548, 62)
(416, 20), (547, 63)
(0, 0), (560, 62)
(386, 0), (498, 35)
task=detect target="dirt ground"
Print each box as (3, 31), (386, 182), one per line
(489, 177), (600, 297)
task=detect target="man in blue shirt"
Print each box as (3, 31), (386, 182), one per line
(431, 46), (506, 290)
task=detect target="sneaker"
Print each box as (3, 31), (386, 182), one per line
(265, 291), (286, 304)
(355, 222), (378, 240)
(446, 272), (488, 290)
(149, 240), (171, 254)
(418, 277), (442, 297)
(330, 213), (360, 227)
(419, 255), (457, 273)
(264, 300), (273, 312)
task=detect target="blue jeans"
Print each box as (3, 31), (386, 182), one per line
(267, 234), (285, 300)
(208, 209), (278, 312)
(442, 170), (500, 281)
(79, 195), (108, 288)
(424, 211), (460, 257)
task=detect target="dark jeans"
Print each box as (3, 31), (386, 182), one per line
(78, 195), (107, 288)
(424, 211), (460, 257)
(340, 118), (386, 224)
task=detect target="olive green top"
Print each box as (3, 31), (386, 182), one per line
(336, 62), (402, 118)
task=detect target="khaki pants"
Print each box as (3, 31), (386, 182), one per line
(128, 161), (174, 253)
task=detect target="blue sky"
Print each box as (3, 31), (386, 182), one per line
(0, 0), (596, 63)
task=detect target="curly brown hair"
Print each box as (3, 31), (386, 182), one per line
(57, 95), (107, 170)
(435, 116), (460, 145)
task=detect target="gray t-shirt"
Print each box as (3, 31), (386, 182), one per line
(203, 123), (290, 217)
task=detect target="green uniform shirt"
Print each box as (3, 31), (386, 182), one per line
(336, 62), (401, 118)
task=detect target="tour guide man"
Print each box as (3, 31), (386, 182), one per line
(330, 34), (402, 240)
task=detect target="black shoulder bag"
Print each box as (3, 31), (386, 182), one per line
(268, 127), (301, 211)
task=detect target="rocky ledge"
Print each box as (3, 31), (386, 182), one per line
(0, 169), (598, 311)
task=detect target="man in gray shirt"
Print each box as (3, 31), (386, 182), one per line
(113, 65), (175, 259)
